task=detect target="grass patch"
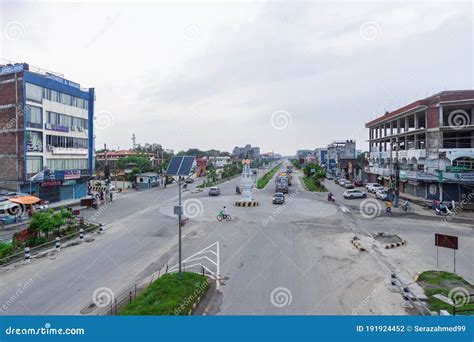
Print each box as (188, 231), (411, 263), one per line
(256, 164), (281, 189)
(417, 271), (474, 315)
(119, 272), (209, 315)
(302, 176), (327, 192)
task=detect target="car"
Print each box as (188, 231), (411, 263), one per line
(185, 178), (194, 184)
(353, 180), (363, 187)
(366, 183), (383, 193)
(338, 179), (347, 186)
(272, 192), (285, 204)
(208, 187), (220, 196)
(343, 181), (355, 189)
(343, 189), (367, 199)
(326, 174), (334, 180)
(375, 188), (389, 201)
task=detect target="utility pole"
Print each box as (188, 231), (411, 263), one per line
(178, 176), (183, 275)
(131, 133), (136, 150)
(104, 143), (110, 186)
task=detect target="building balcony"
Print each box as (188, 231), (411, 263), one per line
(391, 149), (427, 160)
(438, 148), (474, 162)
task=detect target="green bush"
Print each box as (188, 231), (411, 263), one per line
(119, 272), (209, 315)
(256, 164), (281, 189)
(0, 242), (13, 259)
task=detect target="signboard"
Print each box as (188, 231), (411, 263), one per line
(0, 63), (26, 76)
(52, 148), (88, 155)
(435, 233), (458, 250)
(45, 123), (69, 133)
(45, 72), (81, 89)
(62, 180), (77, 185)
(40, 180), (61, 187)
(64, 170), (81, 180)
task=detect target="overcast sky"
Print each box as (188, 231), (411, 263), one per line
(1, 0), (472, 155)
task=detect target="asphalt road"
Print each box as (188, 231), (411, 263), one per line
(0, 161), (471, 315)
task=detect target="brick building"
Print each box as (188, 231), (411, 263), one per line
(365, 90), (474, 203)
(0, 62), (95, 202)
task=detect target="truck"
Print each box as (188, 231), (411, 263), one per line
(286, 165), (293, 173)
(275, 175), (289, 193)
(278, 172), (292, 186)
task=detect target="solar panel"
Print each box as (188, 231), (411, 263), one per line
(165, 156), (195, 176)
(177, 156), (195, 176)
(166, 157), (183, 176)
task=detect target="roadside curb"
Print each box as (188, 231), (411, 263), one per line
(384, 240), (407, 249)
(351, 237), (366, 252)
(189, 279), (210, 315)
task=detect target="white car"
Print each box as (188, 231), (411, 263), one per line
(343, 189), (367, 199)
(366, 183), (383, 193)
(375, 188), (389, 201)
(338, 179), (347, 186)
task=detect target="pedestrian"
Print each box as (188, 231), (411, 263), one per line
(385, 200), (393, 215)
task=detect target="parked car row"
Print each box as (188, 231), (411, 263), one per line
(335, 178), (355, 189)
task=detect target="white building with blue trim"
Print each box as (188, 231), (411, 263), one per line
(0, 62), (95, 203)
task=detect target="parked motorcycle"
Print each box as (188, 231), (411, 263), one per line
(327, 193), (335, 202)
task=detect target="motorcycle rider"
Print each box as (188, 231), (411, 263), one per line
(327, 192), (335, 201)
(401, 200), (411, 211)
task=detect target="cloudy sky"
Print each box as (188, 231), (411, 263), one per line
(1, 0), (472, 155)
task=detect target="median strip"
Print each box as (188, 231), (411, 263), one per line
(119, 272), (209, 315)
(256, 164), (281, 189)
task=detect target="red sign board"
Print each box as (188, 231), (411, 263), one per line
(40, 180), (61, 187)
(435, 233), (458, 250)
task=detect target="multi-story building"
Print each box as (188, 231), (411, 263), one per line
(314, 148), (328, 167)
(0, 62), (94, 203)
(95, 150), (159, 175)
(233, 144), (260, 160)
(208, 156), (230, 168)
(327, 140), (357, 175)
(365, 90), (474, 202)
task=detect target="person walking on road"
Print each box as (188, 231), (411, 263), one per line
(385, 200), (393, 215)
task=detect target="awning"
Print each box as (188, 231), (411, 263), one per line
(9, 195), (41, 205)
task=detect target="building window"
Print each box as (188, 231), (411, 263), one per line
(26, 106), (43, 128)
(46, 158), (88, 170)
(26, 83), (43, 102)
(452, 157), (474, 170)
(26, 131), (43, 152)
(26, 156), (43, 174)
(46, 135), (88, 149)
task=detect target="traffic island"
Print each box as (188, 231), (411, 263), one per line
(235, 200), (259, 207)
(416, 271), (474, 315)
(350, 237), (366, 252)
(119, 272), (209, 315)
(373, 232), (406, 249)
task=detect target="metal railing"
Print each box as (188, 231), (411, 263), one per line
(0, 224), (100, 266)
